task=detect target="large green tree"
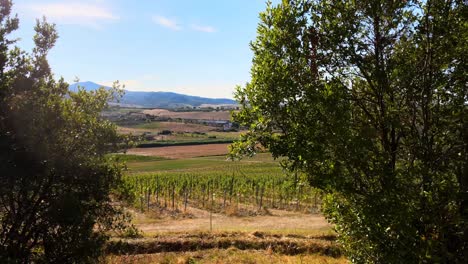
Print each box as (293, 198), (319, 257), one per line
(0, 1), (126, 262)
(232, 0), (467, 262)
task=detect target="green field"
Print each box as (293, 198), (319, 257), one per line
(121, 153), (319, 214)
(138, 138), (233, 148)
(132, 122), (162, 129)
(123, 153), (280, 174)
(109, 154), (169, 163)
(126, 157), (230, 172)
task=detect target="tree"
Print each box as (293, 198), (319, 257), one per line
(0, 1), (126, 262)
(232, 0), (467, 262)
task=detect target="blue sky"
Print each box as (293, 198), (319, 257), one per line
(11, 0), (275, 99)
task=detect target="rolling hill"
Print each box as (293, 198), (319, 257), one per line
(69, 81), (237, 108)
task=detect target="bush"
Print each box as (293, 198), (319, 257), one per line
(159, 130), (173, 135)
(0, 2), (128, 262)
(232, 1), (467, 262)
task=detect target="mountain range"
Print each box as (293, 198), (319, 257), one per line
(69, 81), (237, 108)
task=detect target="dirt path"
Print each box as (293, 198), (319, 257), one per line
(134, 207), (331, 235)
(127, 143), (230, 159)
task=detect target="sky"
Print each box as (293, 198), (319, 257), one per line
(10, 0), (276, 99)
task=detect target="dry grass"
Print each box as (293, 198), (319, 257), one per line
(127, 144), (230, 159)
(107, 231), (342, 257)
(225, 204), (240, 217)
(117, 126), (153, 134)
(132, 204), (331, 236)
(143, 109), (232, 121)
(108, 208), (341, 263)
(107, 248), (349, 264)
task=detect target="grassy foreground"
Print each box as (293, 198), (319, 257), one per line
(107, 248), (348, 264)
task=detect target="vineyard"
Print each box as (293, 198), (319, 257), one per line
(121, 157), (322, 215)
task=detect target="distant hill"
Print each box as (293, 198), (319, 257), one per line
(69, 81), (103, 92)
(69, 81), (237, 108)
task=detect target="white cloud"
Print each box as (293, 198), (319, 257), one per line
(190, 24), (216, 33)
(152, 15), (182, 31)
(20, 1), (118, 28)
(151, 15), (217, 33)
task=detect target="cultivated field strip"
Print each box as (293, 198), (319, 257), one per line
(123, 163), (322, 214)
(127, 143), (231, 159)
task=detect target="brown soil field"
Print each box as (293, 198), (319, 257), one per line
(143, 109), (232, 121)
(127, 144), (230, 159)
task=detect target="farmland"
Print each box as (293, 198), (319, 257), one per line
(3, 0), (462, 262)
(126, 144), (231, 159)
(120, 153), (320, 213)
(106, 148), (344, 263)
(142, 108), (233, 120)
(118, 122), (215, 133)
(123, 157), (319, 214)
(101, 108), (343, 262)
(106, 107), (242, 151)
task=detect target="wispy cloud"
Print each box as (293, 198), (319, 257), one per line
(20, 1), (118, 28)
(190, 24), (217, 33)
(152, 15), (182, 31)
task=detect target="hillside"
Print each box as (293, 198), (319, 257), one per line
(69, 81), (237, 108)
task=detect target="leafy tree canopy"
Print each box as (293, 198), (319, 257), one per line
(0, 1), (127, 262)
(232, 0), (467, 262)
